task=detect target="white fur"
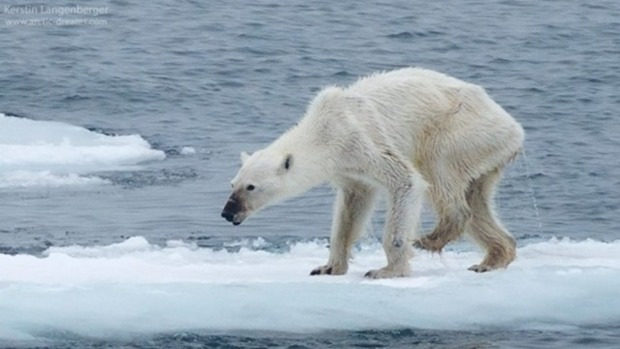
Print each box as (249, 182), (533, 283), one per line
(228, 68), (524, 278)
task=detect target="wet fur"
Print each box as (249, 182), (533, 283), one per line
(231, 68), (524, 278)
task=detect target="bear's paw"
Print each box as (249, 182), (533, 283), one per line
(364, 266), (411, 279)
(413, 235), (446, 252)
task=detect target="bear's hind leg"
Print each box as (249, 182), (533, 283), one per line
(415, 180), (471, 253)
(310, 182), (376, 276)
(465, 167), (516, 272)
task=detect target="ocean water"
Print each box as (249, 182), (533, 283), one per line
(1, 0), (619, 348)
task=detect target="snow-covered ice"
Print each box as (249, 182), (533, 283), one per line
(0, 237), (618, 340)
(0, 113), (164, 188)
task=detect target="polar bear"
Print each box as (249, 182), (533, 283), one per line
(221, 68), (524, 278)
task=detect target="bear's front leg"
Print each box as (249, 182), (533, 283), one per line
(365, 172), (427, 279)
(310, 182), (376, 276)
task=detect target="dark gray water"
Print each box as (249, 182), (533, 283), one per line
(1, 0), (619, 347)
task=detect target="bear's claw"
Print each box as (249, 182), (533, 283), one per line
(310, 266), (332, 275)
(468, 264), (492, 273)
(412, 239), (425, 249)
(364, 266), (410, 279)
(413, 235), (447, 252)
(310, 263), (349, 275)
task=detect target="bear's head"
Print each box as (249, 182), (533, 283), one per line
(221, 150), (296, 225)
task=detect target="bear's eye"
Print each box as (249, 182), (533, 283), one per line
(246, 184), (255, 191)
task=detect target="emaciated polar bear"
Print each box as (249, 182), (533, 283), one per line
(221, 68), (524, 278)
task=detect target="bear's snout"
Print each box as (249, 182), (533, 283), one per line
(221, 194), (244, 225)
(221, 210), (235, 223)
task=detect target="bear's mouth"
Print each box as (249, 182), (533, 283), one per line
(221, 210), (244, 225)
(231, 211), (250, 225)
(221, 208), (248, 226)
(221, 193), (248, 226)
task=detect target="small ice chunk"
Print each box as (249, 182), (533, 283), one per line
(181, 146), (196, 155)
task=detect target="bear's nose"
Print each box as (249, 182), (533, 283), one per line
(221, 194), (242, 223)
(221, 210), (234, 222)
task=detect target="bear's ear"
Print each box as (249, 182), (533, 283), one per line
(283, 154), (293, 171)
(240, 151), (250, 164)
